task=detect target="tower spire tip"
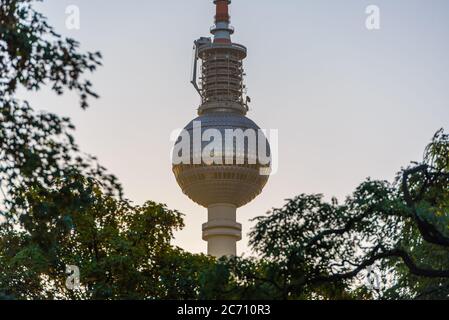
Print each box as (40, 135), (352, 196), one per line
(211, 0), (233, 44)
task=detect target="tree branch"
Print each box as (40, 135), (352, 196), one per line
(402, 165), (449, 247)
(306, 248), (449, 289)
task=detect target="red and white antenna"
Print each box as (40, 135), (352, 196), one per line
(211, 0), (234, 44)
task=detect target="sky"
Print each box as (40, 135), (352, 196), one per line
(22, 0), (449, 256)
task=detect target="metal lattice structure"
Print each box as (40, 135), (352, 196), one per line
(199, 43), (246, 105)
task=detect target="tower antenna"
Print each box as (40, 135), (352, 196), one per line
(211, 0), (234, 44)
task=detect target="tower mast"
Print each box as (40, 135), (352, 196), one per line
(192, 0), (248, 116)
(211, 0), (234, 44)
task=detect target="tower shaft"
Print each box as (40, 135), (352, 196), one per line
(202, 204), (241, 257)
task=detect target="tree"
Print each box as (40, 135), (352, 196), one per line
(0, 174), (212, 299)
(210, 130), (448, 300)
(0, 0), (119, 298)
(0, 0), (211, 300)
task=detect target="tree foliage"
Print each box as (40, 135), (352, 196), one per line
(0, 0), (211, 300)
(1, 0), (448, 301)
(0, 0), (100, 107)
(208, 130), (449, 300)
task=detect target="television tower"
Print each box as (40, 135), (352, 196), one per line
(172, 0), (271, 257)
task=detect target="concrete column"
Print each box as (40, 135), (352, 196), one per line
(202, 204), (242, 257)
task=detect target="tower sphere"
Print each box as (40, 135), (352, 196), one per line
(173, 112), (270, 208)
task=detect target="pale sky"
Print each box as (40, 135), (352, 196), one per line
(23, 0), (449, 256)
